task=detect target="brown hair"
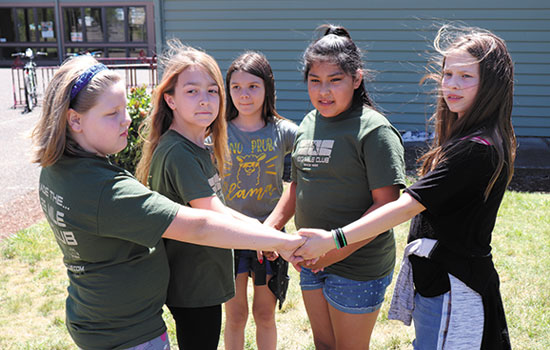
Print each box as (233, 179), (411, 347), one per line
(136, 40), (228, 184)
(420, 25), (516, 199)
(225, 51), (284, 124)
(31, 56), (121, 167)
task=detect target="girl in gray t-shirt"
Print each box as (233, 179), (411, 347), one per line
(223, 51), (297, 350)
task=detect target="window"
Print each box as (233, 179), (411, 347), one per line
(107, 47), (126, 58)
(1, 4), (152, 65)
(16, 9), (28, 42)
(37, 8), (56, 42)
(65, 47), (103, 58)
(43, 47), (58, 60)
(85, 8), (103, 42)
(1, 46), (57, 61)
(129, 7), (147, 42)
(0, 8), (16, 43)
(64, 8), (83, 42)
(106, 7), (125, 42)
(0, 47), (18, 60)
(129, 47), (148, 58)
(8, 8), (57, 43)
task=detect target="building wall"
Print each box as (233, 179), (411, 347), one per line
(161, 0), (550, 137)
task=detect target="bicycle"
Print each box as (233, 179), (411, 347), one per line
(12, 48), (47, 113)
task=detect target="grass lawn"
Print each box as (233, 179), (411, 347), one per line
(1, 190), (549, 349)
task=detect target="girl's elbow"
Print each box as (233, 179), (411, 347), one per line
(400, 193), (425, 218)
(165, 206), (211, 243)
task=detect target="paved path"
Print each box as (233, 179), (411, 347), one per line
(0, 68), (43, 239)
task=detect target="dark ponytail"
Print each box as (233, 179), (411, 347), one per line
(302, 24), (374, 109)
(323, 25), (352, 39)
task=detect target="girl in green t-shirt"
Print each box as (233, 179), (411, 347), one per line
(265, 25), (405, 349)
(31, 54), (305, 350)
(136, 40), (266, 350)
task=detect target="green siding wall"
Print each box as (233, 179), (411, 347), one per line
(162, 0), (550, 137)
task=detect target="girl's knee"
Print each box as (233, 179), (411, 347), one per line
(252, 305), (275, 325)
(226, 305), (249, 328)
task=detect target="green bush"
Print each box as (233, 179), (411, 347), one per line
(110, 86), (151, 174)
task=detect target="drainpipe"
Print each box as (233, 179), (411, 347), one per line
(153, 0), (164, 79)
(54, 0), (63, 64)
(154, 0), (164, 56)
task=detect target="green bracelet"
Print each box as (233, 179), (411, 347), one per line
(332, 229), (342, 249)
(331, 227), (348, 249)
(331, 228), (347, 249)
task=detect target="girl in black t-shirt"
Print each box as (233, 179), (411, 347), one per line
(295, 25), (515, 350)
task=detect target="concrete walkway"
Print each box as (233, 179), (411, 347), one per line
(0, 68), (43, 239)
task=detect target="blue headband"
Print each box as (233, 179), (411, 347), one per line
(70, 64), (108, 101)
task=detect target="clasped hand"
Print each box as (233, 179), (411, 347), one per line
(275, 228), (334, 266)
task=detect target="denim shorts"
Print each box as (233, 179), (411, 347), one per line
(235, 249), (273, 277)
(300, 267), (393, 314)
(412, 292), (447, 350)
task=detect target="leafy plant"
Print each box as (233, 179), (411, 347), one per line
(110, 86), (151, 174)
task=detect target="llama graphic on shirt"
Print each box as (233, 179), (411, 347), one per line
(236, 153), (266, 187)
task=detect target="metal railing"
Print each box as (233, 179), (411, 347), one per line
(11, 56), (158, 110)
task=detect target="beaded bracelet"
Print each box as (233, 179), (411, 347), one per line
(331, 227), (348, 249)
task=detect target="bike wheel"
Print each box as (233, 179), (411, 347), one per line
(30, 71), (38, 105)
(24, 75), (34, 112)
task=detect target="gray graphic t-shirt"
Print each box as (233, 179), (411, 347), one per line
(223, 118), (297, 221)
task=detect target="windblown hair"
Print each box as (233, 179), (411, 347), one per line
(31, 55), (121, 167)
(420, 25), (516, 199)
(225, 51), (285, 124)
(136, 39), (228, 184)
(302, 24), (375, 109)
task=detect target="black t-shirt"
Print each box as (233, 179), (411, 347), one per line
(404, 141), (507, 297)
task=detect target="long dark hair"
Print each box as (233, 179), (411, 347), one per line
(225, 51), (284, 124)
(420, 25), (516, 199)
(302, 24), (374, 109)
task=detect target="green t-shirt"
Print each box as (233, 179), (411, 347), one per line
(39, 155), (179, 350)
(148, 130), (234, 307)
(292, 106), (405, 281)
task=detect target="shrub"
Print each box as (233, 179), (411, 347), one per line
(110, 86), (150, 174)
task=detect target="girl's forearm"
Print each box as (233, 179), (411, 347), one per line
(342, 193), (424, 245)
(226, 206), (259, 224)
(189, 196), (257, 223)
(264, 181), (296, 230)
(328, 184), (402, 263)
(295, 193), (425, 260)
(163, 206), (303, 255)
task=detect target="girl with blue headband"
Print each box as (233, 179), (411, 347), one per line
(31, 55), (305, 350)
